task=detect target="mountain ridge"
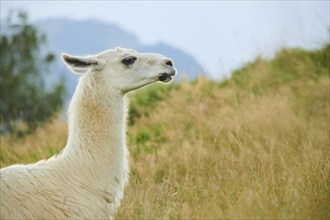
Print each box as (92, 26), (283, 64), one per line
(33, 18), (204, 100)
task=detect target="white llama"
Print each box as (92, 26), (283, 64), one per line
(0, 47), (176, 219)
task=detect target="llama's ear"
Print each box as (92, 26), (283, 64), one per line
(61, 53), (100, 74)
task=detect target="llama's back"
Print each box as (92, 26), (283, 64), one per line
(0, 163), (67, 219)
(0, 161), (114, 219)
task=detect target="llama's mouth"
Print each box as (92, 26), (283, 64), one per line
(158, 71), (175, 83)
(158, 73), (172, 83)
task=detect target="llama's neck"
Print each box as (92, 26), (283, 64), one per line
(63, 72), (128, 182)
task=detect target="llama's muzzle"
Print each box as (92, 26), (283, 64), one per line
(158, 69), (176, 83)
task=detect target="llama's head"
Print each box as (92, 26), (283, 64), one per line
(62, 48), (176, 93)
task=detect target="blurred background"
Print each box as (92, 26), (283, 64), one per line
(1, 1), (328, 132)
(0, 1), (329, 218)
(1, 1), (329, 78)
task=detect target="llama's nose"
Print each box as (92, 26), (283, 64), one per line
(163, 59), (173, 67)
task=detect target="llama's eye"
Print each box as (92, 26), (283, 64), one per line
(122, 56), (137, 66)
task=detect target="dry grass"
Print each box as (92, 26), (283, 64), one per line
(1, 46), (329, 219)
(116, 77), (329, 219)
(0, 120), (67, 167)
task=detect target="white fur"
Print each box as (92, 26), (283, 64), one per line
(0, 48), (176, 219)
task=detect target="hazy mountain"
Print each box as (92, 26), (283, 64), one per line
(1, 17), (204, 104)
(37, 18), (141, 54)
(34, 18), (204, 98)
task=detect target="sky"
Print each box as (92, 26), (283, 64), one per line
(1, 1), (329, 79)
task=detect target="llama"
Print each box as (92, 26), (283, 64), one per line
(0, 47), (176, 219)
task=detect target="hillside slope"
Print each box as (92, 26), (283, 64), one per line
(1, 45), (329, 219)
(119, 44), (329, 219)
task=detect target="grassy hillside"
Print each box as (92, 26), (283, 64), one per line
(1, 45), (329, 219)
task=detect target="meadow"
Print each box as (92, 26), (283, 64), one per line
(1, 45), (329, 219)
